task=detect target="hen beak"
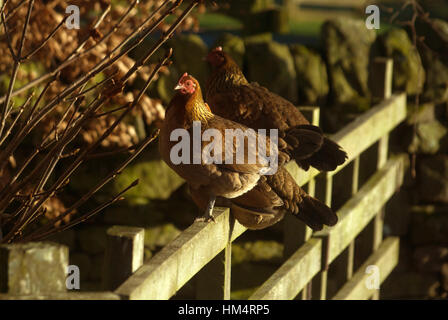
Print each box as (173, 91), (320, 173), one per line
(174, 84), (184, 91)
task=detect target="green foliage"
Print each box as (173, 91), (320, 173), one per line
(381, 28), (426, 95)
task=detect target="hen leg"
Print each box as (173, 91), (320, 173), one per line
(195, 195), (216, 223)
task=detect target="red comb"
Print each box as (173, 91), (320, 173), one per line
(178, 72), (189, 82)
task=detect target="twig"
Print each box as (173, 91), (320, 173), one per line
(3, 46), (170, 242)
(85, 145), (137, 159)
(93, 103), (130, 118)
(21, 15), (68, 60)
(25, 179), (140, 242)
(66, 70), (119, 101)
(3, 0), (29, 23)
(0, 0), (181, 173)
(22, 130), (159, 242)
(0, 0), (34, 140)
(0, 0), (164, 105)
(0, 92), (34, 145)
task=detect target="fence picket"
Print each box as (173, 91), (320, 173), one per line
(102, 226), (145, 291)
(332, 237), (400, 300)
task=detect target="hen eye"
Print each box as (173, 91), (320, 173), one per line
(186, 80), (195, 89)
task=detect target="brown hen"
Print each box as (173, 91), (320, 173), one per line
(205, 46), (347, 172)
(159, 73), (285, 221)
(200, 47), (345, 230)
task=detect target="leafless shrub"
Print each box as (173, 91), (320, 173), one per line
(0, 0), (202, 243)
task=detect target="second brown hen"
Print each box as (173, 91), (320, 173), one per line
(205, 47), (347, 172)
(201, 47), (343, 230)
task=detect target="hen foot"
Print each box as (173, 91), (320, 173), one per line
(194, 196), (216, 223)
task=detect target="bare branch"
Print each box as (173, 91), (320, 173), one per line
(0, 0), (199, 243)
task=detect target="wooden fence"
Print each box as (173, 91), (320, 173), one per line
(0, 58), (408, 300)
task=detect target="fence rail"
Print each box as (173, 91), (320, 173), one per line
(0, 58), (408, 300)
(250, 153), (406, 300)
(115, 207), (245, 299)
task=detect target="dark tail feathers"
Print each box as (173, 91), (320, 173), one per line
(284, 125), (347, 172)
(297, 137), (347, 171)
(294, 195), (338, 231)
(283, 125), (324, 160)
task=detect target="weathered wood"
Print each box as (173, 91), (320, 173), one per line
(282, 179), (314, 260)
(297, 106), (320, 127)
(285, 161), (318, 187)
(314, 267), (328, 300)
(196, 241), (231, 300)
(373, 210), (386, 253)
(329, 94), (406, 176)
(346, 243), (355, 280)
(324, 174), (333, 207)
(314, 174), (333, 300)
(283, 106), (319, 261)
(377, 135), (389, 169)
(352, 157), (360, 195)
(0, 242), (68, 295)
(372, 135), (389, 252)
(0, 291), (121, 300)
(332, 237), (400, 300)
(114, 207), (245, 299)
(283, 215), (309, 259)
(315, 154), (408, 265)
(223, 243), (232, 299)
(367, 58), (393, 300)
(283, 210), (312, 299)
(102, 226), (145, 291)
(333, 156), (360, 289)
(372, 134), (389, 300)
(371, 213), (383, 300)
(249, 238), (322, 300)
(285, 105), (323, 298)
(346, 157), (360, 281)
(371, 58), (393, 100)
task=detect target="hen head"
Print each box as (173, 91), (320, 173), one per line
(174, 72), (198, 96)
(206, 46), (228, 69)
